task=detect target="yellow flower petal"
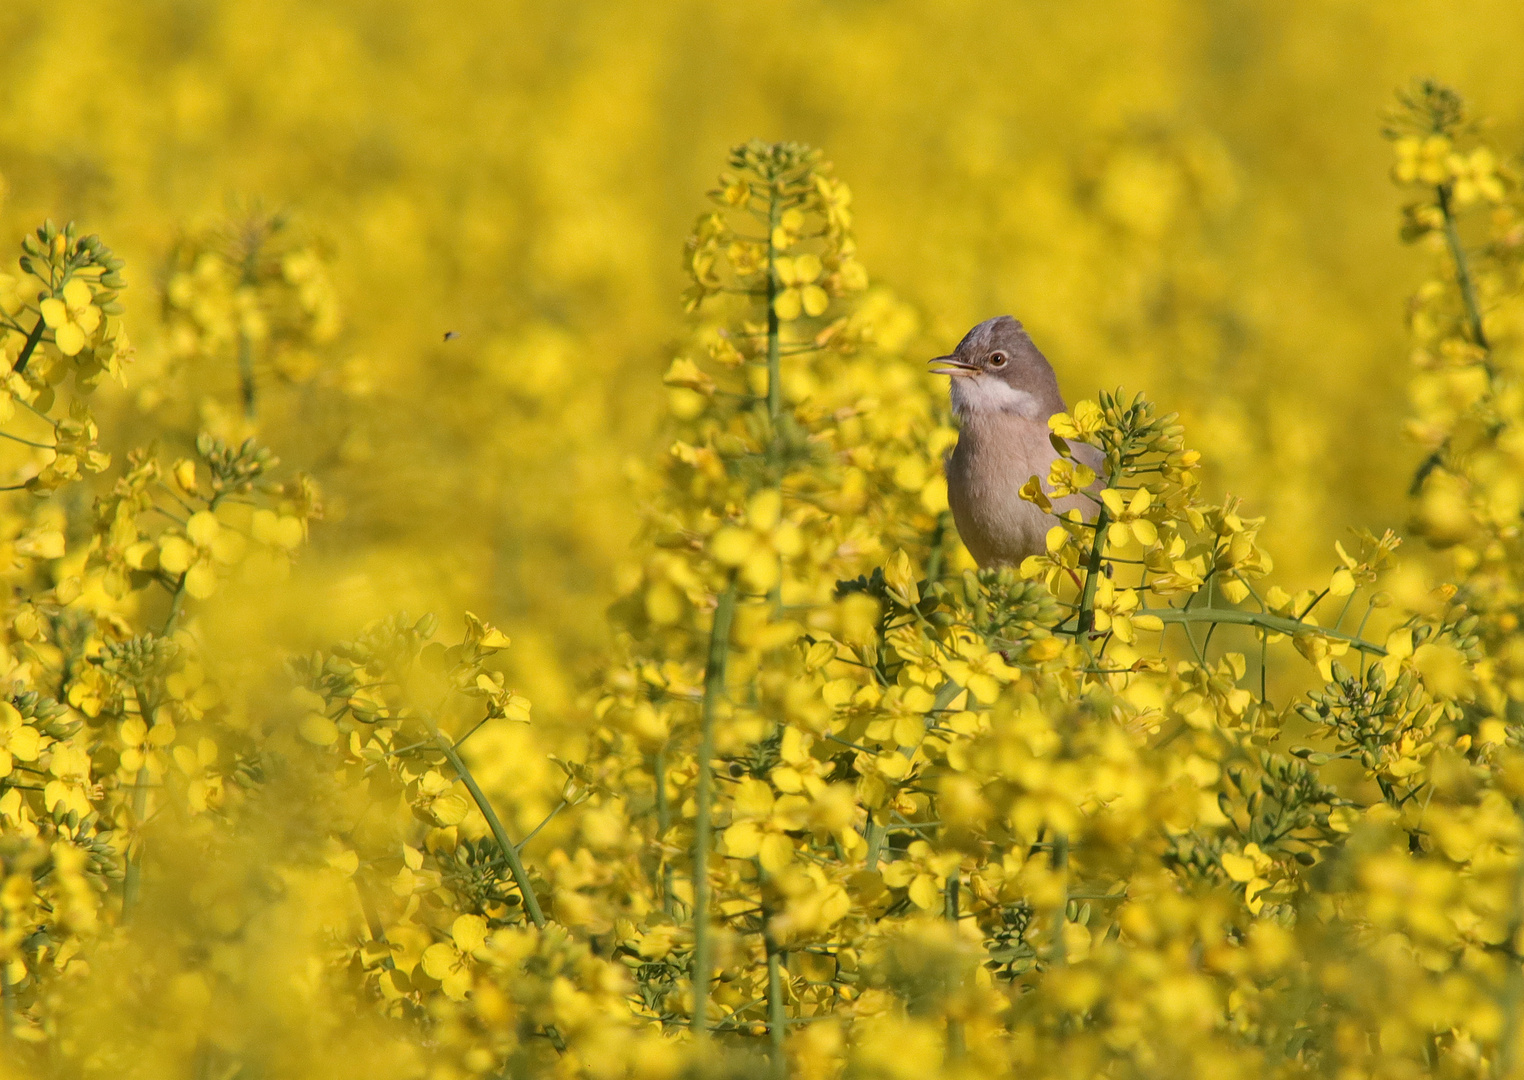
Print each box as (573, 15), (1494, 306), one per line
(759, 833), (795, 874)
(452, 914), (489, 954)
(746, 489), (782, 530)
(6, 726), (40, 762)
(1221, 852), (1257, 883)
(430, 792), (470, 826)
(733, 778), (776, 818)
(158, 536), (195, 574)
(185, 562), (219, 599)
(187, 511), (221, 546)
(420, 942), (458, 982)
(723, 821), (762, 859)
(441, 970), (471, 1001)
(298, 712), (338, 746)
(39, 297), (68, 329)
(61, 278), (92, 309)
(54, 323), (85, 356)
(773, 289), (802, 322)
(908, 875), (942, 911)
(710, 526), (755, 567)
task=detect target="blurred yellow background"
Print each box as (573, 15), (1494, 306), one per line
(2, 0), (1521, 718)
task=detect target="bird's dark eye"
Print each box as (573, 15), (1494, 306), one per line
(989, 352), (1008, 368)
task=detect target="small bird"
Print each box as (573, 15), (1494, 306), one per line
(930, 315), (1102, 567)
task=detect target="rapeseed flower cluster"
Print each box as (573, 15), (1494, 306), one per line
(1, 43), (1524, 1080)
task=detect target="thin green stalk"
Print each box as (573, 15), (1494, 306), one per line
(355, 875), (396, 972)
(120, 765), (151, 919)
(925, 511), (950, 587)
(1, 909), (13, 1043)
(161, 575), (189, 637)
(121, 684), (155, 920)
(1413, 182), (1494, 493)
(1257, 632), (1270, 724)
(11, 315), (46, 376)
(765, 187), (785, 611)
(1139, 606), (1386, 655)
(1437, 184), (1491, 361)
(421, 714), (545, 928)
(655, 744), (675, 916)
(767, 948), (787, 1078)
(691, 581), (739, 1040)
(516, 798), (567, 851)
(765, 189), (782, 424)
(1493, 801), (1524, 1078)
(238, 330), (256, 420)
(761, 865), (788, 1080)
(1049, 832), (1070, 968)
(238, 229), (263, 419)
(1076, 506), (1113, 636)
(944, 872), (965, 1061)
(864, 827), (886, 871)
(0, 429), (54, 450)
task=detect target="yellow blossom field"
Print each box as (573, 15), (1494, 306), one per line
(1, 2), (1523, 1078)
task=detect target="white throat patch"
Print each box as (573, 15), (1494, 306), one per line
(950, 374), (1043, 420)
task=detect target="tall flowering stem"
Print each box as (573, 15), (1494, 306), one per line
(765, 188), (783, 423)
(675, 141), (866, 1054)
(423, 712), (547, 929)
(690, 580), (737, 1038)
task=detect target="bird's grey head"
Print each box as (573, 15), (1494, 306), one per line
(929, 315), (1064, 421)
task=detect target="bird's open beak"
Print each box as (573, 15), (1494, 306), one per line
(928, 355), (978, 377)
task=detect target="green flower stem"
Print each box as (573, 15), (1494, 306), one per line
(237, 232), (263, 419)
(1437, 184), (1491, 360)
(924, 511), (950, 587)
(1138, 606), (1387, 655)
(515, 798), (568, 852)
(11, 315), (45, 376)
(944, 872), (965, 1061)
(767, 948), (787, 1079)
(0, 909), (13, 1042)
(238, 330), (257, 420)
(765, 191), (783, 425)
(121, 684), (155, 921)
(1049, 831), (1070, 968)
(119, 765), (152, 920)
(161, 576), (189, 637)
(761, 176), (790, 1060)
(1495, 802), (1524, 1078)
(865, 679), (963, 869)
(655, 744), (675, 916)
(691, 580), (739, 1040)
(421, 714), (546, 929)
(1412, 182), (1494, 493)
(1076, 509), (1113, 636)
(0, 429), (56, 450)
(355, 874), (397, 972)
(765, 188), (786, 611)
(761, 863), (788, 1080)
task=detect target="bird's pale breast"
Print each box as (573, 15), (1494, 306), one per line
(945, 412), (1100, 568)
